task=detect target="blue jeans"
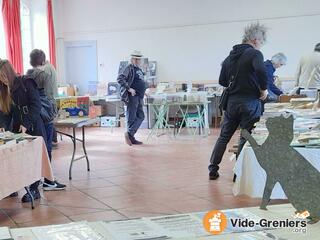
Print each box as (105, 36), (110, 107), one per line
(208, 98), (261, 173)
(45, 122), (54, 161)
(126, 95), (145, 137)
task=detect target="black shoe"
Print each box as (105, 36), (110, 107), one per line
(233, 174), (237, 182)
(43, 179), (66, 191)
(5, 192), (18, 198)
(131, 138), (143, 145)
(9, 192), (18, 197)
(124, 132), (132, 146)
(21, 189), (41, 203)
(128, 133), (143, 145)
(209, 171), (220, 180)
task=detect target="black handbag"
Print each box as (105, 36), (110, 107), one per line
(218, 49), (249, 113)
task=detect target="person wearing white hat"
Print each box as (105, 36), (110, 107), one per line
(117, 50), (146, 146)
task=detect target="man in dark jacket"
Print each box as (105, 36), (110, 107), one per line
(117, 50), (146, 146)
(208, 23), (269, 180)
(264, 53), (287, 102)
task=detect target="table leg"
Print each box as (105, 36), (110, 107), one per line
(204, 102), (210, 135)
(24, 187), (34, 209)
(82, 126), (90, 172)
(69, 127), (77, 180)
(177, 105), (188, 136)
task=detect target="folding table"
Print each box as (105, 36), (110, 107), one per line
(54, 117), (100, 180)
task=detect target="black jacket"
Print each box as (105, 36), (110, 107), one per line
(219, 44), (268, 99)
(117, 64), (136, 103)
(0, 110), (13, 131)
(10, 76), (47, 138)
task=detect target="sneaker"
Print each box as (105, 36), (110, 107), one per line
(43, 179), (66, 191)
(124, 132), (132, 146)
(209, 171), (220, 180)
(21, 189), (40, 203)
(54, 180), (66, 190)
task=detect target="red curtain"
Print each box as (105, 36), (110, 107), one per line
(2, 0), (24, 74)
(47, 0), (56, 68)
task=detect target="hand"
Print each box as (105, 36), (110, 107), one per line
(260, 89), (268, 101)
(19, 125), (27, 134)
(128, 88), (136, 96)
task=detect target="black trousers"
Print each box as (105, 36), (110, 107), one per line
(208, 98), (261, 173)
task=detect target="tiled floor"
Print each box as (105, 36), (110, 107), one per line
(0, 127), (287, 227)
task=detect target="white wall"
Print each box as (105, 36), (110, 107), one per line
(53, 0), (320, 84)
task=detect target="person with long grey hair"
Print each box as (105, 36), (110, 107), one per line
(264, 53), (287, 102)
(208, 22), (268, 180)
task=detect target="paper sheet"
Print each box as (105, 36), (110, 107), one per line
(146, 214), (209, 238)
(32, 222), (104, 240)
(103, 219), (169, 240)
(0, 227), (12, 240)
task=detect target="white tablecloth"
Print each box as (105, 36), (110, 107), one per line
(233, 146), (320, 199)
(0, 137), (53, 199)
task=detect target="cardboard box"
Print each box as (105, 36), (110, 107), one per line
(90, 119), (101, 127)
(58, 86), (75, 97)
(89, 105), (103, 118)
(101, 116), (117, 127)
(279, 94), (307, 103)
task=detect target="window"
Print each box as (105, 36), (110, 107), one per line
(20, 2), (32, 73)
(0, 0), (7, 59)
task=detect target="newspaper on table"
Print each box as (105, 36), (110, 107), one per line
(102, 219), (169, 240)
(103, 209), (265, 239)
(31, 222), (104, 240)
(146, 214), (209, 238)
(0, 227), (12, 240)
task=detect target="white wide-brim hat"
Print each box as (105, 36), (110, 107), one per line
(130, 50), (143, 59)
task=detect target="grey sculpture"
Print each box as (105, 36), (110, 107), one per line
(241, 115), (320, 224)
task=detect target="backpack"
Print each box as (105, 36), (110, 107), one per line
(38, 88), (57, 123)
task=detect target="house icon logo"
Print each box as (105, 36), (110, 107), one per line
(203, 210), (227, 235)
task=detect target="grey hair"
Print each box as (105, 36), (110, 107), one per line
(271, 53), (287, 65)
(242, 22), (267, 44)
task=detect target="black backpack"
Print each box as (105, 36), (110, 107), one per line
(38, 88), (57, 123)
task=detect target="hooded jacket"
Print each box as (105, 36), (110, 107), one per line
(27, 67), (57, 112)
(27, 68), (55, 102)
(219, 44), (268, 99)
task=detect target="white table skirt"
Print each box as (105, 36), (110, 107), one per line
(233, 146), (320, 199)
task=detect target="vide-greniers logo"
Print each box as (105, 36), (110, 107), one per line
(203, 210), (308, 235)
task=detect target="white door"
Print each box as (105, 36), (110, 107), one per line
(64, 41), (98, 95)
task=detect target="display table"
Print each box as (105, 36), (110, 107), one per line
(233, 145), (320, 199)
(8, 204), (320, 239)
(54, 117), (100, 180)
(0, 137), (53, 207)
(147, 101), (210, 139)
